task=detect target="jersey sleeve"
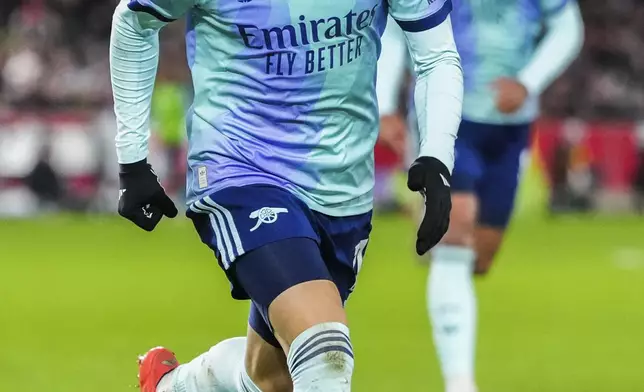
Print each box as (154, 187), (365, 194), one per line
(388, 0), (453, 32)
(540, 0), (569, 16)
(404, 17), (463, 172)
(518, 1), (583, 96)
(110, 0), (195, 164)
(376, 18), (409, 116)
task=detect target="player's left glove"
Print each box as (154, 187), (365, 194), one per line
(118, 159), (178, 232)
(407, 156), (452, 256)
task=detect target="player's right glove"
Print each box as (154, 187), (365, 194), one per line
(118, 159), (178, 232)
(407, 156), (452, 256)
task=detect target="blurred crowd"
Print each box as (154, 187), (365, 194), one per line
(545, 0), (644, 119)
(0, 0), (643, 117)
(0, 0), (187, 111)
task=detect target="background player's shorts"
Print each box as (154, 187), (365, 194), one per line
(187, 185), (371, 347)
(451, 120), (532, 228)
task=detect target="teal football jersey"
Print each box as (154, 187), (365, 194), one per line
(451, 0), (568, 124)
(114, 0), (454, 215)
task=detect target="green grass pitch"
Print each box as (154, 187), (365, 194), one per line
(1, 210), (643, 391)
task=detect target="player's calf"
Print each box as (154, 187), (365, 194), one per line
(473, 226), (505, 275)
(244, 325), (292, 392)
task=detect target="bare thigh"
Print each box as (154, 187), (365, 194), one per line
(269, 280), (347, 352)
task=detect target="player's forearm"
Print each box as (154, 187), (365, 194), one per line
(406, 17), (463, 173)
(376, 18), (408, 116)
(518, 1), (584, 96)
(110, 1), (161, 164)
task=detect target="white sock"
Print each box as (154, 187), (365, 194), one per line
(157, 337), (260, 392)
(287, 322), (354, 392)
(429, 245), (478, 392)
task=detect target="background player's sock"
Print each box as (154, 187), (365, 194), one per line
(157, 337), (259, 392)
(446, 377), (478, 392)
(429, 245), (477, 392)
(287, 322), (354, 392)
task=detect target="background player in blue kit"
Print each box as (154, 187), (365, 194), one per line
(110, 0), (463, 391)
(377, 1), (584, 391)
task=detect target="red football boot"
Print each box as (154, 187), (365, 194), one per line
(138, 347), (180, 392)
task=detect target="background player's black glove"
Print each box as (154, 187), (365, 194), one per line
(118, 159), (178, 231)
(407, 156), (452, 256)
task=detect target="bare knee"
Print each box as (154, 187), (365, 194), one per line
(473, 226), (505, 276)
(265, 281), (353, 388)
(268, 280), (347, 350)
(266, 281), (355, 391)
(441, 193), (477, 247)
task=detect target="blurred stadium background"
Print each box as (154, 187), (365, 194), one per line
(1, 0), (644, 391)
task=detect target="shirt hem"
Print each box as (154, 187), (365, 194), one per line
(187, 178), (374, 218)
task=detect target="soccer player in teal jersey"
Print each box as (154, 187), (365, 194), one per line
(377, 1), (584, 391)
(110, 0), (464, 391)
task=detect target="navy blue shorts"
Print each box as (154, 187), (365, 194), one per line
(187, 185), (371, 347)
(452, 120), (531, 228)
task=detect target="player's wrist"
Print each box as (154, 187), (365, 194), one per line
(408, 156), (451, 192)
(416, 148), (454, 174)
(516, 74), (538, 97)
(415, 156), (451, 179)
(516, 79), (529, 98)
(119, 158), (149, 175)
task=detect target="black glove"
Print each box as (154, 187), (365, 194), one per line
(407, 156), (452, 255)
(118, 159), (178, 231)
